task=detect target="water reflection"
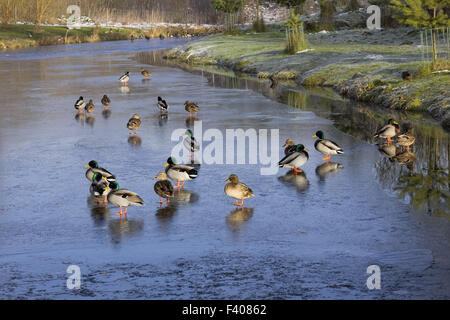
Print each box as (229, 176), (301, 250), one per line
(86, 115), (95, 127)
(226, 207), (254, 232)
(377, 143), (397, 159)
(90, 205), (110, 226)
(185, 116), (195, 127)
(137, 49), (449, 218)
(155, 205), (177, 232)
(315, 162), (344, 181)
(108, 219), (144, 243)
(172, 189), (199, 205)
(74, 112), (85, 125)
(102, 108), (111, 119)
(128, 135), (142, 147)
(158, 113), (168, 126)
(120, 86), (130, 94)
(278, 170), (309, 192)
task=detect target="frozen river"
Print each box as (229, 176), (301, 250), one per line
(0, 38), (449, 299)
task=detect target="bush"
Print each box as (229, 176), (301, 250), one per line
(252, 17), (268, 33)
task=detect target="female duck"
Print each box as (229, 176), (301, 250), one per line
(282, 139), (296, 155)
(224, 174), (254, 208)
(278, 144), (309, 174)
(127, 114), (141, 135)
(101, 95), (111, 107)
(153, 172), (174, 205)
(374, 119), (400, 145)
(106, 182), (144, 220)
(184, 101), (199, 118)
(164, 157), (198, 189)
(312, 130), (344, 163)
(396, 129), (415, 152)
(84, 160), (116, 182)
(141, 68), (151, 78)
(85, 99), (95, 114)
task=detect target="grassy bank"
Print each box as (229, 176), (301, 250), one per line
(0, 23), (221, 50)
(166, 29), (450, 130)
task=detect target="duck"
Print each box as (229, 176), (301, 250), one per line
(224, 174), (254, 208)
(395, 130), (415, 152)
(85, 99), (95, 114)
(84, 160), (116, 182)
(127, 114), (141, 135)
(374, 119), (400, 145)
(184, 101), (199, 118)
(157, 96), (168, 113)
(101, 95), (111, 107)
(74, 96), (86, 113)
(119, 71), (130, 86)
(105, 181), (144, 220)
(140, 68), (151, 78)
(89, 174), (111, 204)
(282, 138), (296, 155)
(153, 172), (174, 205)
(393, 151), (415, 169)
(312, 130), (344, 163)
(164, 156), (198, 189)
(278, 144), (309, 174)
(183, 129), (200, 153)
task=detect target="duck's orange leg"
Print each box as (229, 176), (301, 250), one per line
(114, 206), (127, 220)
(293, 167), (303, 175)
(97, 195), (108, 204)
(173, 181), (182, 189)
(322, 154), (330, 163)
(386, 137), (392, 146)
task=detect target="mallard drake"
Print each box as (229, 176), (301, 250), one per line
(140, 68), (151, 78)
(282, 139), (296, 155)
(184, 101), (199, 118)
(74, 96), (86, 113)
(90, 174), (111, 204)
(84, 160), (116, 182)
(224, 174), (254, 208)
(278, 144), (309, 174)
(153, 172), (174, 205)
(164, 156), (198, 189)
(106, 182), (144, 220)
(101, 95), (111, 107)
(183, 129), (200, 153)
(312, 130), (344, 163)
(157, 96), (168, 113)
(395, 131), (415, 152)
(127, 114), (141, 135)
(119, 71), (130, 86)
(85, 99), (95, 114)
(374, 119), (400, 145)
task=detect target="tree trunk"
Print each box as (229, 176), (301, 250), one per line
(432, 29), (438, 62)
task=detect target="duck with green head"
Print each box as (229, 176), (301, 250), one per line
(105, 181), (144, 220)
(312, 131), (344, 163)
(84, 160), (116, 182)
(90, 174), (111, 204)
(278, 144), (309, 175)
(164, 156), (198, 189)
(374, 119), (400, 146)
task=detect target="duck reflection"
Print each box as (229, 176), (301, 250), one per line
(315, 162), (343, 180)
(108, 219), (144, 243)
(128, 135), (142, 147)
(278, 170), (309, 192)
(102, 108), (111, 119)
(86, 115), (95, 127)
(393, 151), (416, 170)
(377, 143), (397, 159)
(155, 205), (177, 232)
(74, 112), (85, 124)
(226, 207), (254, 231)
(172, 189), (199, 205)
(158, 113), (168, 126)
(120, 86), (130, 94)
(185, 116), (196, 127)
(90, 205), (110, 226)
